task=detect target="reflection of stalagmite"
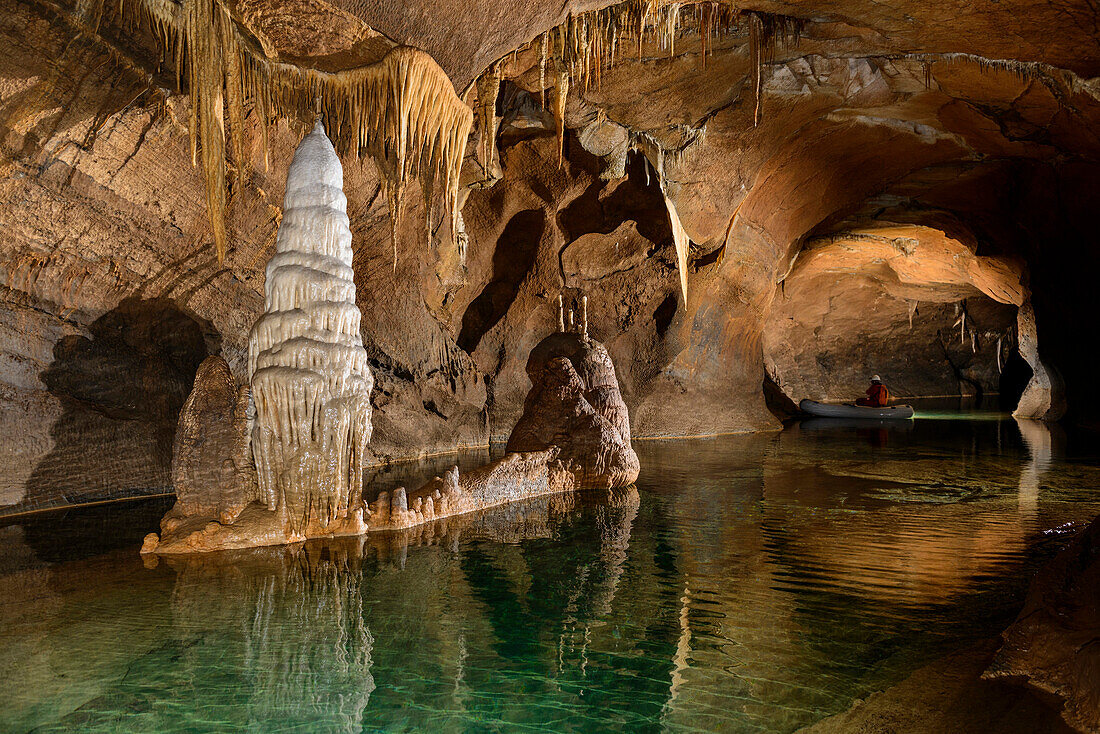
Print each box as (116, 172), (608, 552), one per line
(589, 489), (639, 616)
(1015, 417), (1055, 517)
(165, 544), (374, 732)
(554, 486), (640, 669)
(248, 120), (373, 534)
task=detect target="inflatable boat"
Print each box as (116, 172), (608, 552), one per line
(799, 399), (915, 420)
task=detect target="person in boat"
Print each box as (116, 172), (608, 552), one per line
(856, 375), (890, 407)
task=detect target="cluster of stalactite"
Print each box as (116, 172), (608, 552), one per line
(62, 0), (472, 264)
(465, 1), (801, 304)
(501, 1), (803, 136)
(943, 302), (1019, 374)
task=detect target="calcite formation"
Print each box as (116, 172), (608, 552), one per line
(69, 0), (473, 262)
(365, 449), (574, 531)
(1012, 301), (1067, 422)
(6, 0), (1100, 514)
(507, 302), (640, 489)
(142, 141), (591, 553)
(247, 119), (373, 535)
(146, 447), (575, 554)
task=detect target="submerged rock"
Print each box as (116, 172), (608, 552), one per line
(985, 514), (1100, 733)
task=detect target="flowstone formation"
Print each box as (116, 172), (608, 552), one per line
(507, 297), (640, 489)
(247, 118), (373, 536)
(365, 450), (574, 532)
(144, 121), (377, 554)
(144, 133), (592, 553)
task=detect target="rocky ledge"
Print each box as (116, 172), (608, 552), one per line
(984, 514), (1100, 734)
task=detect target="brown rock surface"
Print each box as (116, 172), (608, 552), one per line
(985, 514), (1100, 734)
(168, 356), (254, 522)
(801, 639), (1075, 734)
(507, 331), (640, 488)
(4, 0), (1100, 511)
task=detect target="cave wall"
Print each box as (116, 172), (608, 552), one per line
(764, 276), (1016, 403)
(3, 0), (1100, 512)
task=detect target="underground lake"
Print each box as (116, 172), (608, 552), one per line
(1, 411), (1095, 732)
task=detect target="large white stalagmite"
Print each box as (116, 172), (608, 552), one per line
(248, 119), (373, 534)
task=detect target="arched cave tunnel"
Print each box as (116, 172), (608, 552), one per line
(1, 0), (1099, 731)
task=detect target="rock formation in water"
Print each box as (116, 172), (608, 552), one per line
(167, 355), (254, 523)
(985, 513), (1100, 733)
(248, 118), (374, 535)
(507, 301), (640, 488)
(365, 449), (574, 531)
(1012, 301), (1067, 422)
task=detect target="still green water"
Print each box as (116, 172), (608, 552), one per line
(1, 413), (1098, 733)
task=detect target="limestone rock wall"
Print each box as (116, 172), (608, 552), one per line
(986, 513), (1100, 733)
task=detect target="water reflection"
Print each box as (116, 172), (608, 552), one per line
(1, 419), (1098, 733)
(1015, 417), (1059, 516)
(153, 487), (638, 732)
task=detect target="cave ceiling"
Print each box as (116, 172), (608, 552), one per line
(2, 0), (1100, 484)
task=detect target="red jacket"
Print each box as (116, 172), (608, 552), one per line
(866, 383), (890, 407)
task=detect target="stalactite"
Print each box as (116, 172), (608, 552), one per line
(77, 0), (472, 264)
(539, 33), (549, 107)
(248, 120), (373, 535)
(581, 295), (589, 339)
(664, 194), (691, 305)
(475, 61), (503, 174)
(541, 1), (800, 100)
(750, 12), (763, 127)
(555, 70), (571, 167)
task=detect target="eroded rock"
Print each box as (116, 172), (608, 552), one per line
(507, 329), (640, 488)
(168, 355), (254, 522)
(985, 514), (1100, 733)
(366, 448), (575, 531)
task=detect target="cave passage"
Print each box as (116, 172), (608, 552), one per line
(2, 0), (1099, 731)
(458, 209), (545, 353)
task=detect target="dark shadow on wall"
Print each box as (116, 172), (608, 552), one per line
(20, 297), (218, 514)
(557, 150), (673, 248)
(763, 373), (800, 422)
(458, 209), (545, 353)
(998, 351), (1033, 412)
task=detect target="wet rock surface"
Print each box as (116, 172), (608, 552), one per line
(986, 514), (1100, 734)
(145, 448), (575, 554)
(3, 0), (1100, 512)
(802, 639), (1075, 734)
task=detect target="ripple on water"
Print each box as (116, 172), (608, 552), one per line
(0, 415), (1098, 732)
